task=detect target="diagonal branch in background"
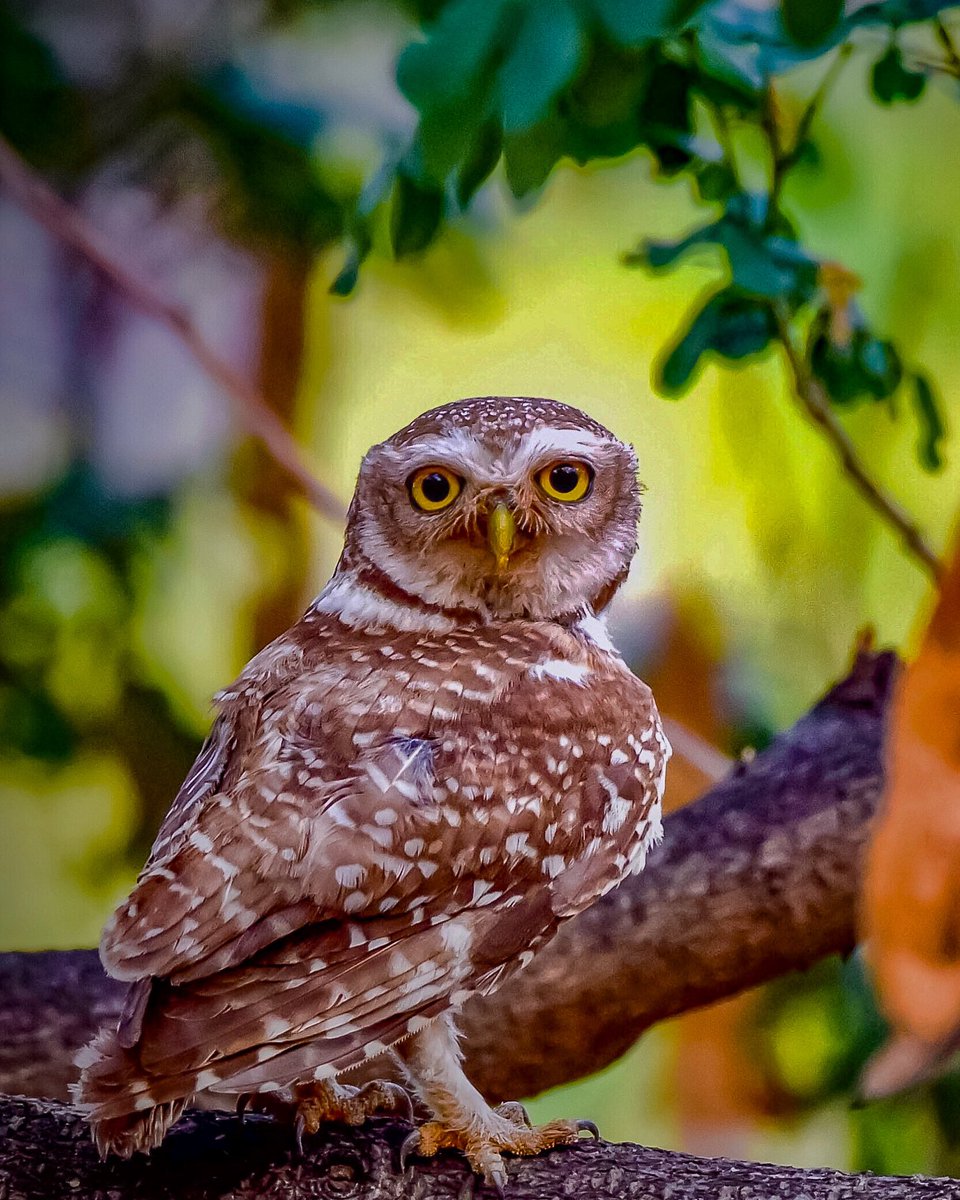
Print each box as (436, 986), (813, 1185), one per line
(0, 133), (346, 525)
(0, 650), (898, 1104)
(774, 309), (945, 583)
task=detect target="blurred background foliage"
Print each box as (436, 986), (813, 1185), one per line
(2, 0), (960, 1179)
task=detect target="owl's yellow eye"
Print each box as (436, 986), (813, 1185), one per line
(408, 466), (462, 512)
(536, 461), (593, 503)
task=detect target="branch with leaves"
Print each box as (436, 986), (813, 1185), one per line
(334, 0), (954, 583)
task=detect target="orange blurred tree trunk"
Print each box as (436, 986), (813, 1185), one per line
(861, 525), (960, 1096)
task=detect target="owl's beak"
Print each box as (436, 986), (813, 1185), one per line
(487, 501), (516, 573)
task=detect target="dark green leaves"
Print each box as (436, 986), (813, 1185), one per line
(390, 169), (444, 256)
(0, 8), (86, 169)
(871, 45), (927, 104)
(657, 288), (777, 392)
(590, 0), (706, 47)
(499, 0), (583, 133)
(911, 372), (947, 471)
(808, 312), (946, 472)
(628, 193), (818, 306)
(782, 0), (844, 47)
(809, 319), (903, 405)
(178, 81), (342, 253)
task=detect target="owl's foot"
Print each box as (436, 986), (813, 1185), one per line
(294, 1080), (413, 1149)
(239, 1079), (412, 1149)
(400, 1107), (598, 1193)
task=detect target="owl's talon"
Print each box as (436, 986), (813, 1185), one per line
(294, 1112), (308, 1158)
(576, 1119), (600, 1141)
(399, 1128), (422, 1174)
(361, 1079), (413, 1124)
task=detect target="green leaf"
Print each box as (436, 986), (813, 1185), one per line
(591, 0), (706, 46)
(860, 337), (903, 399)
(911, 372), (947, 471)
(657, 289), (775, 393)
(871, 45), (926, 104)
(390, 170), (444, 257)
(695, 160), (738, 202)
(499, 0), (584, 133)
(456, 120), (503, 207)
(0, 8), (86, 169)
(627, 196), (817, 306)
(329, 231), (372, 297)
(503, 112), (567, 197)
(781, 0), (844, 47)
(397, 0), (513, 112)
(178, 83), (342, 252)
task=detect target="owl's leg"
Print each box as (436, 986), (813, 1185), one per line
(396, 1014), (597, 1192)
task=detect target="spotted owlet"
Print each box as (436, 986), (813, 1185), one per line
(77, 396), (670, 1188)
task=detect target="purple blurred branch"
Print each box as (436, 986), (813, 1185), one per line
(0, 133), (346, 524)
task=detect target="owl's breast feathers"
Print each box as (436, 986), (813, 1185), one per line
(88, 595), (668, 1114)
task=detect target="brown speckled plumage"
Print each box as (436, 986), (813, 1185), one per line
(76, 397), (668, 1178)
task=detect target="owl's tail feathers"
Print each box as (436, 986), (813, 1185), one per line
(72, 1028), (189, 1158)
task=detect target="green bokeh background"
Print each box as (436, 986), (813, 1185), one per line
(1, 0), (959, 1179)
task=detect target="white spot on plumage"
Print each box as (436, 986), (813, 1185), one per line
(542, 855), (566, 878)
(335, 864), (366, 889)
(530, 659), (591, 685)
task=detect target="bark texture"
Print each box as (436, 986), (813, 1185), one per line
(2, 1095), (958, 1200)
(0, 650), (897, 1104)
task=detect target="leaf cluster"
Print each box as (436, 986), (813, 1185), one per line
(332, 0), (953, 474)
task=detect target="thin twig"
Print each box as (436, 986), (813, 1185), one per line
(709, 101), (742, 191)
(660, 716), (732, 783)
(791, 42), (854, 161)
(773, 308), (944, 583)
(0, 134), (346, 524)
(764, 44), (853, 222)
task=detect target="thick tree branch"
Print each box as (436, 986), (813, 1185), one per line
(2, 1096), (956, 1200)
(0, 133), (346, 524)
(0, 650), (898, 1105)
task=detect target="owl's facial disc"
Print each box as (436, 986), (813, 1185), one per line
(349, 402), (641, 621)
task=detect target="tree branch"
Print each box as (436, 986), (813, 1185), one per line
(0, 133), (346, 524)
(774, 311), (944, 583)
(3, 1096), (957, 1200)
(0, 649), (898, 1104)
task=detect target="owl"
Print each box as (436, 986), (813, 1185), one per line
(76, 396), (669, 1190)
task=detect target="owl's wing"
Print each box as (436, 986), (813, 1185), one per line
(90, 644), (666, 1114)
(99, 723), (456, 985)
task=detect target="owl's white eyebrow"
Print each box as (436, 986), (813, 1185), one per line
(516, 427), (613, 463)
(386, 426), (615, 481)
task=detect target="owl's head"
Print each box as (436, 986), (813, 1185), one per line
(341, 397), (641, 622)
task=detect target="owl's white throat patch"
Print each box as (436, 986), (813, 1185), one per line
(311, 572), (456, 634)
